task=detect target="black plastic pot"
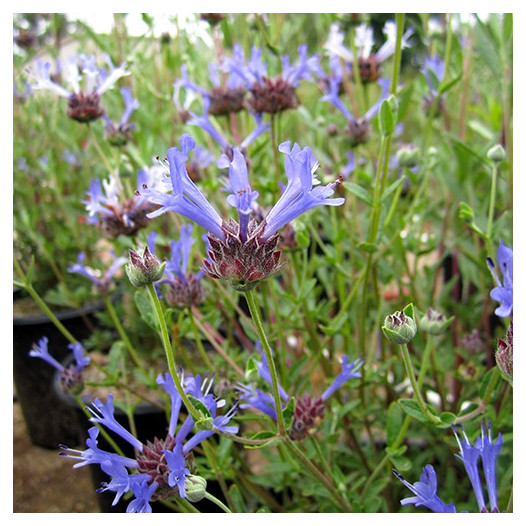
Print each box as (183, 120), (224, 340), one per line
(13, 298), (104, 449)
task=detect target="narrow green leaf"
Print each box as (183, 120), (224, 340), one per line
(398, 399), (432, 424)
(342, 182), (373, 206)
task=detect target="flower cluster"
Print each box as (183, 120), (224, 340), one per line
(29, 53), (129, 122)
(84, 165), (166, 238)
(60, 371), (238, 513)
(237, 347), (363, 440)
(68, 251), (127, 295)
(138, 133), (344, 291)
(29, 337), (90, 394)
(222, 43), (323, 115)
(324, 21), (413, 83)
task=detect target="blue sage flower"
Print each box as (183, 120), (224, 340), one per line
(394, 422), (504, 513)
(29, 53), (129, 122)
(237, 346), (362, 440)
(29, 337), (90, 394)
(139, 134), (344, 290)
(321, 67), (391, 146)
(324, 21), (413, 83)
(188, 97), (269, 158)
(102, 87), (140, 146)
(222, 43), (322, 114)
(84, 165), (166, 238)
(176, 60), (246, 116)
(68, 251), (127, 295)
(60, 371), (237, 513)
(392, 465), (457, 513)
(487, 240), (513, 317)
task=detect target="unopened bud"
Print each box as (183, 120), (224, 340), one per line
(396, 144), (419, 168)
(496, 322), (513, 386)
(382, 304), (417, 344)
(419, 307), (454, 335)
(125, 246), (166, 287)
(487, 144), (506, 163)
(185, 475), (207, 503)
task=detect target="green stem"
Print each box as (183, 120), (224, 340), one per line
(399, 343), (441, 425)
(145, 283), (202, 422)
(390, 14), (405, 94)
(204, 491), (232, 513)
(284, 438), (353, 512)
(361, 454), (389, 499)
(270, 114), (281, 194)
(187, 307), (214, 370)
(244, 288), (285, 435)
(486, 161), (499, 260)
(104, 296), (145, 372)
(14, 257), (77, 345)
(176, 498), (200, 513)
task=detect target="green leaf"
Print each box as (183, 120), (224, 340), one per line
(379, 176), (405, 204)
(283, 396), (296, 433)
(398, 399), (432, 424)
(386, 402), (403, 447)
(478, 366), (502, 401)
(342, 182), (372, 206)
(379, 98), (395, 136)
(439, 411), (457, 426)
(228, 484), (247, 513)
(402, 303), (415, 319)
(243, 431), (281, 449)
(187, 395), (212, 419)
(357, 241), (378, 254)
(134, 289), (158, 330)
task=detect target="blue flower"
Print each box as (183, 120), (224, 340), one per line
(141, 134), (343, 290)
(127, 481), (159, 513)
(188, 98), (269, 154)
(261, 141), (345, 241)
(237, 345), (362, 439)
(29, 337), (90, 376)
(394, 422), (504, 513)
(164, 443), (190, 498)
(30, 53), (129, 99)
(102, 87), (139, 144)
(321, 69), (391, 145)
(320, 356), (364, 401)
(84, 166), (165, 237)
(139, 135), (225, 240)
(393, 465), (457, 513)
(487, 240), (513, 317)
(324, 21), (413, 69)
(60, 372), (237, 512)
(68, 251), (127, 294)
(29, 53), (129, 123)
(453, 423), (504, 512)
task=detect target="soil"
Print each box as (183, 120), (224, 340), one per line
(13, 396), (100, 513)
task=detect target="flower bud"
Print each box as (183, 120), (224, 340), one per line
(125, 246), (166, 287)
(487, 144), (506, 163)
(185, 475), (207, 503)
(495, 322), (513, 386)
(396, 144), (419, 168)
(419, 307), (454, 335)
(382, 304), (417, 344)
